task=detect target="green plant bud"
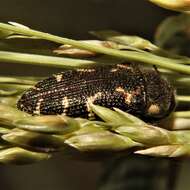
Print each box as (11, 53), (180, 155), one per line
(65, 125), (141, 152)
(53, 40), (120, 58)
(89, 104), (138, 125)
(135, 145), (190, 157)
(90, 30), (157, 51)
(113, 108), (146, 125)
(2, 128), (69, 152)
(15, 115), (80, 134)
(114, 124), (175, 146)
(0, 147), (51, 165)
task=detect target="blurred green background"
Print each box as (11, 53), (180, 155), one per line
(0, 1), (189, 190)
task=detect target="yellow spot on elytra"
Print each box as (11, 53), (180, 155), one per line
(116, 87), (133, 104)
(62, 97), (69, 111)
(125, 94), (133, 104)
(110, 68), (118, 72)
(86, 92), (102, 116)
(32, 87), (40, 91)
(53, 74), (63, 82)
(76, 68), (96, 72)
(33, 98), (43, 115)
(148, 104), (160, 115)
(116, 87), (125, 93)
(117, 64), (129, 69)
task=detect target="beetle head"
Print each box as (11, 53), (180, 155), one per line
(144, 70), (175, 119)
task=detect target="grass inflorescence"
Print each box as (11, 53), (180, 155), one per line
(0, 19), (190, 164)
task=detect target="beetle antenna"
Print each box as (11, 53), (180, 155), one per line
(153, 65), (160, 74)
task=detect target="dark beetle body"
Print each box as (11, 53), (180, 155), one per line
(17, 63), (175, 120)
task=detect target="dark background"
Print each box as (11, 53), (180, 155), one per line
(0, 1), (189, 190)
(0, 0), (172, 77)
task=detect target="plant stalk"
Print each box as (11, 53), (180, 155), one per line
(0, 23), (190, 74)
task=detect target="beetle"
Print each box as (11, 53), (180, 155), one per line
(17, 63), (175, 121)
